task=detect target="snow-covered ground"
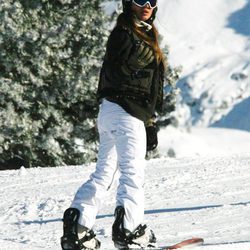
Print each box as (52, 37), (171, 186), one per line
(1, 0), (250, 249)
(1, 128), (250, 250)
(158, 126), (250, 158)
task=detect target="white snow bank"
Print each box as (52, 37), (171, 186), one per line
(158, 127), (250, 158)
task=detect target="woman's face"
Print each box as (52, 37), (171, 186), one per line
(131, 2), (154, 21)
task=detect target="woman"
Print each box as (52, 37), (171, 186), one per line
(61, 0), (165, 249)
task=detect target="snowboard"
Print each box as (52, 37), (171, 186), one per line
(164, 237), (204, 249)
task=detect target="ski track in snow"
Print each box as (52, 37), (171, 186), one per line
(0, 155), (250, 249)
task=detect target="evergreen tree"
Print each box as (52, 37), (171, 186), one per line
(0, 0), (109, 168)
(0, 0), (181, 169)
(157, 45), (182, 128)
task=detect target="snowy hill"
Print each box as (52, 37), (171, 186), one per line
(156, 0), (250, 130)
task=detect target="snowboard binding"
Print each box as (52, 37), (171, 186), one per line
(61, 208), (100, 250)
(112, 206), (156, 249)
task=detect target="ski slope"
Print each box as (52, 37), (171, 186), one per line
(1, 128), (250, 250)
(1, 0), (250, 249)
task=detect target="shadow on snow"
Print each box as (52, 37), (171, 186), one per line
(210, 97), (250, 132)
(204, 240), (250, 246)
(227, 1), (250, 36)
(17, 201), (250, 225)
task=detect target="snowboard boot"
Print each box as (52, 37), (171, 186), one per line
(61, 208), (101, 250)
(112, 206), (156, 249)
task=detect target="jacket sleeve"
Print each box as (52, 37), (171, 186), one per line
(103, 26), (133, 82)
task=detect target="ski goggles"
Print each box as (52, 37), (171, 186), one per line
(132, 0), (157, 9)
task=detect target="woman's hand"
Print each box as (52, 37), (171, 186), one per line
(145, 117), (159, 151)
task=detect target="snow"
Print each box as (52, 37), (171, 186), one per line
(1, 127), (250, 250)
(1, 0), (250, 249)
(158, 126), (250, 158)
(156, 0), (250, 129)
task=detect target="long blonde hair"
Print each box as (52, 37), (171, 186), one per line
(116, 13), (166, 68)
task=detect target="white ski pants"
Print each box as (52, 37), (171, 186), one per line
(71, 99), (147, 232)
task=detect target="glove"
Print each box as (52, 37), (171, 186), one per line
(145, 118), (159, 151)
(121, 42), (154, 75)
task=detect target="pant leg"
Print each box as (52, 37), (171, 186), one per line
(71, 102), (118, 229)
(70, 99), (146, 231)
(112, 105), (147, 232)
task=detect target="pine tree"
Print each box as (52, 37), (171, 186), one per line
(0, 0), (109, 168)
(157, 44), (182, 128)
